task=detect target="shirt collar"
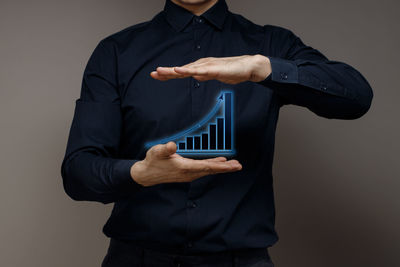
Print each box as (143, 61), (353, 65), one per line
(163, 0), (229, 32)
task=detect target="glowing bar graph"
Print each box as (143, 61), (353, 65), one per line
(144, 91), (235, 156)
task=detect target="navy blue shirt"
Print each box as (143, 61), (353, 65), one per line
(61, 0), (373, 254)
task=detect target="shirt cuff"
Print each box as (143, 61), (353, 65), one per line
(258, 56), (299, 85)
(112, 159), (144, 194)
(257, 57), (349, 98)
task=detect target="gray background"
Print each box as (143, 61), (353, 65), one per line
(0, 0), (398, 266)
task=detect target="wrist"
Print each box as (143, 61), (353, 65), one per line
(250, 54), (272, 82)
(130, 160), (146, 186)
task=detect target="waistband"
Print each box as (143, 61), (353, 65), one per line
(108, 238), (270, 264)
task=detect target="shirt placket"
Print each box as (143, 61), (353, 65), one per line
(183, 16), (210, 253)
(190, 16), (208, 120)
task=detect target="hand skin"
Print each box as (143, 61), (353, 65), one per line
(131, 142), (243, 187)
(150, 54), (272, 84)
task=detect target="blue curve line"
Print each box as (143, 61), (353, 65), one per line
(144, 93), (224, 149)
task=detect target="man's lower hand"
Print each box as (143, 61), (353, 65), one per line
(130, 141), (242, 187)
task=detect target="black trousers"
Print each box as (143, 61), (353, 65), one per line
(101, 238), (274, 267)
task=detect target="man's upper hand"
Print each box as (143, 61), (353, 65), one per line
(150, 54), (272, 84)
(130, 141), (242, 187)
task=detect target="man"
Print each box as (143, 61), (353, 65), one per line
(61, 0), (373, 266)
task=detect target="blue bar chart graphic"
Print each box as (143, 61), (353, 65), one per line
(144, 91), (235, 156)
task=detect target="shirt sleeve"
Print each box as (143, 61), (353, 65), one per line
(61, 38), (143, 204)
(257, 25), (373, 119)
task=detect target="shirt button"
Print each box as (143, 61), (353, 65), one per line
(280, 72), (288, 80)
(194, 81), (200, 88)
(195, 44), (201, 50)
(198, 18), (203, 23)
(321, 85), (328, 90)
(187, 200), (197, 208)
(173, 258), (181, 267)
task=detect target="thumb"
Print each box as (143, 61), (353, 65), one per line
(153, 141), (177, 158)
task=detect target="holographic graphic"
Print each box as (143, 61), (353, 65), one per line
(144, 90), (235, 156)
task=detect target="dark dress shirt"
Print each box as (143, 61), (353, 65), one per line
(61, 0), (373, 254)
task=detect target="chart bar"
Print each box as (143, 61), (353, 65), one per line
(194, 136), (201, 150)
(186, 137), (193, 150)
(217, 118), (224, 149)
(178, 142), (185, 150)
(225, 92), (232, 149)
(201, 133), (208, 149)
(209, 124), (216, 149)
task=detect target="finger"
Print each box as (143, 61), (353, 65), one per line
(175, 65), (221, 81)
(178, 58), (211, 68)
(223, 159), (242, 169)
(177, 61), (203, 69)
(176, 159), (242, 182)
(156, 67), (188, 77)
(151, 70), (191, 81)
(150, 71), (171, 81)
(197, 158), (240, 166)
(152, 68), (192, 80)
(212, 160), (243, 173)
(203, 157), (227, 162)
(151, 63), (195, 78)
(186, 159), (242, 174)
(154, 62), (217, 80)
(174, 66), (209, 76)
(152, 141), (177, 158)
(150, 71), (185, 81)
